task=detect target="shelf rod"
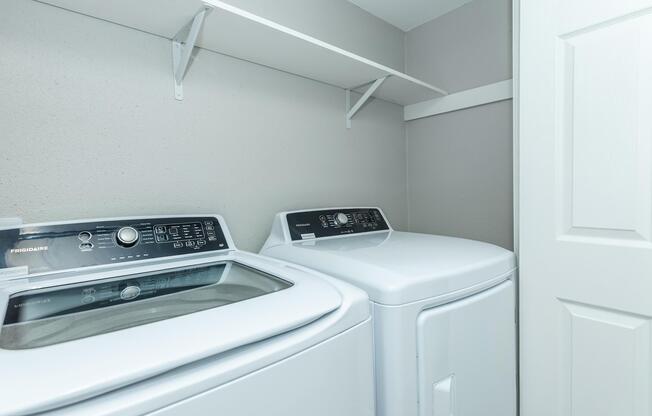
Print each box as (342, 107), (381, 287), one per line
(346, 76), (388, 128)
(172, 7), (211, 100)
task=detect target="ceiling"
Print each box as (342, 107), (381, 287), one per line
(347, 0), (473, 31)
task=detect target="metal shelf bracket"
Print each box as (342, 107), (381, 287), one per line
(172, 7), (211, 100)
(345, 76), (388, 128)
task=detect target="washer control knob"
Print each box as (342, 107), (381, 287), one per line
(116, 227), (139, 247)
(335, 212), (349, 226)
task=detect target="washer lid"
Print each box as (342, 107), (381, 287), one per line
(0, 257), (342, 416)
(263, 231), (515, 305)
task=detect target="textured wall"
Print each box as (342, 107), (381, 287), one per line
(405, 0), (512, 92)
(404, 0), (514, 249)
(407, 101), (514, 249)
(0, 0), (407, 251)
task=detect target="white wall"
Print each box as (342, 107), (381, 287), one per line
(404, 0), (514, 249)
(0, 0), (407, 251)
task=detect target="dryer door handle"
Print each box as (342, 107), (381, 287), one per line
(433, 375), (455, 416)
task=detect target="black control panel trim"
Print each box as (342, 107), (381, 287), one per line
(287, 208), (389, 241)
(0, 216), (230, 275)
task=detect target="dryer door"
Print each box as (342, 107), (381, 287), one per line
(416, 281), (516, 416)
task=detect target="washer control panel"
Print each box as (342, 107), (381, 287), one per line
(286, 208), (389, 241)
(0, 216), (229, 275)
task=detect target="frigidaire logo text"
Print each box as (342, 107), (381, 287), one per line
(10, 246), (49, 254)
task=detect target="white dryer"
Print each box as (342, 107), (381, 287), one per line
(0, 215), (374, 416)
(261, 207), (517, 416)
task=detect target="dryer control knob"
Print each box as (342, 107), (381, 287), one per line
(116, 227), (139, 247)
(335, 212), (349, 226)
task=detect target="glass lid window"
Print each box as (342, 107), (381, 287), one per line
(0, 262), (292, 350)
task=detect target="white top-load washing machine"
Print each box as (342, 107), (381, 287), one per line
(261, 207), (517, 416)
(0, 215), (375, 416)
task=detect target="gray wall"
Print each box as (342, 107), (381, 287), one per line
(0, 0), (407, 251)
(227, 0), (405, 71)
(404, 0), (514, 249)
(405, 0), (512, 92)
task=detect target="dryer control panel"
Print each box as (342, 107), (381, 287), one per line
(286, 208), (389, 241)
(0, 216), (229, 275)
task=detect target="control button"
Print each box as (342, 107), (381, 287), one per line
(186, 241), (195, 247)
(169, 226), (179, 235)
(197, 239), (206, 246)
(206, 225), (215, 231)
(204, 221), (214, 226)
(120, 285), (141, 301)
(173, 242), (183, 248)
(116, 227), (139, 248)
(156, 234), (170, 242)
(319, 215), (329, 227)
(208, 236), (217, 241)
(81, 295), (96, 304)
(335, 212), (349, 226)
(154, 225), (166, 234)
(79, 242), (94, 251)
(78, 231), (92, 242)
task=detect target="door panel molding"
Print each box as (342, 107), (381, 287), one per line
(554, 12), (652, 247)
(559, 299), (652, 416)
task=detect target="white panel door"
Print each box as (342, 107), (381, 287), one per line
(519, 1), (652, 415)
